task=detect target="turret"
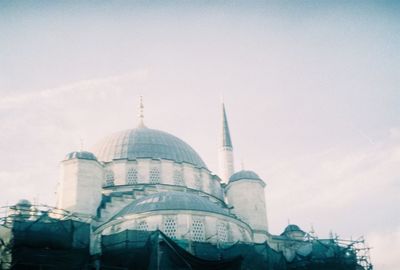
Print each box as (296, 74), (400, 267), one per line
(225, 170), (269, 243)
(57, 151), (103, 216)
(218, 103), (234, 183)
(8, 199), (34, 221)
(281, 224), (306, 241)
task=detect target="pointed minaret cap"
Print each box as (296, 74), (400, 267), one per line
(138, 96), (146, 128)
(219, 102), (234, 183)
(222, 103), (233, 148)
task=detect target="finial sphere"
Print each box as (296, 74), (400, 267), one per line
(138, 95), (146, 127)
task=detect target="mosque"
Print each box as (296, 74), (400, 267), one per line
(0, 98), (372, 269)
(58, 99), (268, 247)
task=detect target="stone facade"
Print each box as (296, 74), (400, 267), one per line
(226, 178), (269, 243)
(57, 158), (103, 216)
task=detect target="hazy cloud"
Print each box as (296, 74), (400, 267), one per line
(268, 133), (400, 236)
(368, 227), (400, 270)
(0, 69), (149, 109)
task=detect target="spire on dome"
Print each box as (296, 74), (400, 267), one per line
(79, 137), (84, 151)
(138, 96), (146, 128)
(222, 103), (233, 148)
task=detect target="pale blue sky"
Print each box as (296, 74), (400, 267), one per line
(1, 1), (399, 268)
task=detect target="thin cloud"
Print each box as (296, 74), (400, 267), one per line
(0, 69), (150, 109)
(368, 227), (400, 270)
(268, 135), (400, 238)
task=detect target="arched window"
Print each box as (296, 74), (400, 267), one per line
(209, 180), (216, 196)
(137, 220), (148, 231)
(214, 181), (221, 197)
(239, 228), (248, 242)
(217, 222), (228, 242)
(110, 224), (121, 233)
(163, 217), (177, 239)
(194, 174), (202, 190)
(191, 217), (205, 242)
(127, 168), (138, 185)
(105, 171), (115, 187)
(173, 170), (184, 186)
(149, 167), (161, 184)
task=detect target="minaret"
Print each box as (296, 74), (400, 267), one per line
(218, 103), (234, 183)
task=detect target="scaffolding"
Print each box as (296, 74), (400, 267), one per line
(0, 204), (373, 270)
(0, 204), (92, 270)
(284, 232), (373, 270)
(335, 237), (373, 270)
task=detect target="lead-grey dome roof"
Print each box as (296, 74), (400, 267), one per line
(114, 192), (230, 218)
(229, 170), (263, 183)
(65, 151), (97, 161)
(92, 127), (207, 168)
(281, 224), (305, 236)
(16, 199), (32, 207)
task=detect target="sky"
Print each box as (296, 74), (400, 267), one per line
(0, 1), (399, 268)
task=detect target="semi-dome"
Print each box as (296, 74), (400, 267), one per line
(91, 127), (207, 168)
(114, 192), (230, 218)
(229, 170), (262, 183)
(65, 151), (97, 161)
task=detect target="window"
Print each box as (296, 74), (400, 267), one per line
(127, 168), (138, 185)
(209, 180), (216, 195)
(137, 220), (148, 231)
(214, 181), (221, 197)
(194, 174), (202, 190)
(173, 170), (184, 186)
(191, 217), (205, 242)
(217, 222), (228, 242)
(209, 180), (221, 197)
(110, 224), (121, 233)
(105, 171), (115, 187)
(149, 167), (161, 184)
(240, 228), (248, 242)
(163, 217), (177, 239)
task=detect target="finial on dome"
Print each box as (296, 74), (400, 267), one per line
(138, 96), (146, 128)
(79, 137), (84, 151)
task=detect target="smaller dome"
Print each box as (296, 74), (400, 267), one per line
(114, 192), (231, 219)
(16, 199), (31, 207)
(281, 224), (304, 235)
(229, 170), (263, 183)
(65, 151), (97, 161)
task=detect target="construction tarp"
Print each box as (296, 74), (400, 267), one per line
(220, 242), (287, 270)
(101, 230), (286, 270)
(287, 239), (360, 270)
(0, 222), (365, 270)
(0, 218), (91, 270)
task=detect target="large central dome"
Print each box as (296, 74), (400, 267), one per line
(92, 127), (207, 169)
